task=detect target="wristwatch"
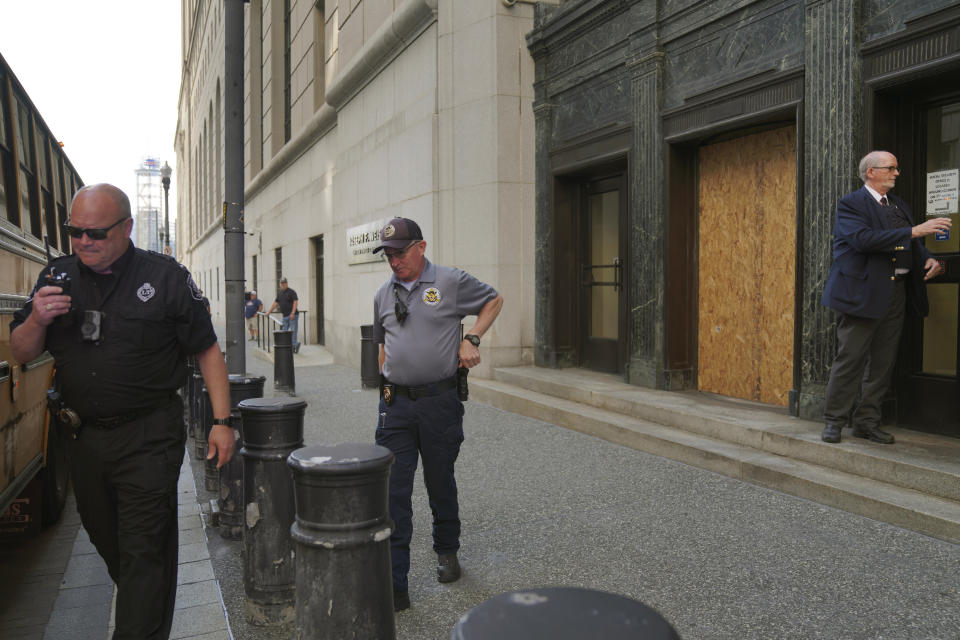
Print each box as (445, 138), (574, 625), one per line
(212, 417), (232, 426)
(463, 334), (481, 347)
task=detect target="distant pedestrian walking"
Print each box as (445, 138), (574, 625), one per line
(371, 217), (503, 612)
(245, 290), (262, 340)
(267, 277), (299, 353)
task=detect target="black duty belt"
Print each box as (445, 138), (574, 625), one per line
(387, 376), (457, 400)
(83, 394), (177, 430)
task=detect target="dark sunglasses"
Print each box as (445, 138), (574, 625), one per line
(384, 241), (420, 259)
(392, 283), (409, 325)
(64, 216), (129, 240)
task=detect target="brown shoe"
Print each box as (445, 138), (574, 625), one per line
(852, 425), (894, 444)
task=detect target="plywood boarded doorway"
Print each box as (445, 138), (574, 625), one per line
(697, 126), (796, 406)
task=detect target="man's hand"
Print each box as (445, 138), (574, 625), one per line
(912, 216), (952, 239)
(459, 340), (481, 368)
(923, 257), (943, 281)
(29, 285), (72, 327)
(207, 424), (235, 468)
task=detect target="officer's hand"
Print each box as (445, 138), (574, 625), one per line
(31, 285), (72, 327)
(207, 424), (235, 468)
(459, 340), (481, 369)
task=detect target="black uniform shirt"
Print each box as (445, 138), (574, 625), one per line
(276, 287), (298, 316)
(10, 242), (218, 419)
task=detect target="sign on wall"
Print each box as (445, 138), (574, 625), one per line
(347, 220), (388, 265)
(927, 169), (959, 216)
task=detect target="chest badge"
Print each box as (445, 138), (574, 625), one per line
(422, 287), (441, 306)
(137, 282), (156, 302)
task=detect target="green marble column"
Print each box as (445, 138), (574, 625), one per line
(799, 0), (863, 419)
(627, 51), (666, 388)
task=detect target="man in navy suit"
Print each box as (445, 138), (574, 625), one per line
(821, 151), (951, 444)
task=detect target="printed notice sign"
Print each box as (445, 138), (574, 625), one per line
(347, 220), (388, 265)
(926, 169), (959, 216)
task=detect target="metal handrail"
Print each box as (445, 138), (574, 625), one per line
(254, 310), (308, 353)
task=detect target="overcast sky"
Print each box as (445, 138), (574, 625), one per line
(2, 0), (182, 223)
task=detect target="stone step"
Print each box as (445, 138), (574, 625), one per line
(471, 375), (960, 544)
(485, 366), (960, 504)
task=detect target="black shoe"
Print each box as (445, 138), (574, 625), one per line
(822, 424), (842, 443)
(852, 425), (895, 444)
(294, 344), (300, 354)
(437, 553), (461, 583)
(393, 590), (410, 612)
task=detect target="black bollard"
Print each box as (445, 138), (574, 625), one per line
(239, 396), (306, 625)
(218, 374), (266, 540)
(360, 324), (380, 388)
(201, 386), (218, 492)
(192, 369), (206, 459)
(288, 443), (396, 640)
(182, 356), (194, 436)
(450, 587), (681, 640)
(274, 330), (295, 395)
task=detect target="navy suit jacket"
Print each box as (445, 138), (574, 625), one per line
(821, 187), (932, 319)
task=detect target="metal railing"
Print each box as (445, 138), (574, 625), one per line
(252, 310), (308, 353)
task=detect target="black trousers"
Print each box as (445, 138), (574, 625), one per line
(824, 279), (906, 430)
(68, 396), (186, 640)
(374, 388), (464, 592)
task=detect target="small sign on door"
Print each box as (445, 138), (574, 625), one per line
(927, 169), (959, 216)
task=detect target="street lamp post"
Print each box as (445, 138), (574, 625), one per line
(161, 161), (172, 255)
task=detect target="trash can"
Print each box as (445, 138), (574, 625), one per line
(360, 324), (380, 388)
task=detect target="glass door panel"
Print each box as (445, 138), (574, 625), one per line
(579, 174), (626, 374)
(924, 103), (960, 255)
(588, 190), (620, 340)
(922, 283), (958, 376)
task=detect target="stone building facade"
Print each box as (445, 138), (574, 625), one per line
(528, 0), (960, 436)
(176, 0), (553, 377)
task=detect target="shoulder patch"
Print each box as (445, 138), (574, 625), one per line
(180, 265), (205, 301)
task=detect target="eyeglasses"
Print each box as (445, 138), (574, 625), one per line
(872, 165), (900, 172)
(384, 241), (420, 259)
(64, 216), (129, 240)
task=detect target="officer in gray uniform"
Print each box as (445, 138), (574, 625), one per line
(372, 217), (503, 612)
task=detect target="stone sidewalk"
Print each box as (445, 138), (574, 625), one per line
(198, 347), (960, 640)
(40, 453), (230, 640)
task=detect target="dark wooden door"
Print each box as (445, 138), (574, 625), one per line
(579, 175), (627, 373)
(897, 99), (960, 437)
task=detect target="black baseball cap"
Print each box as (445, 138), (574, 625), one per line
(373, 217), (423, 253)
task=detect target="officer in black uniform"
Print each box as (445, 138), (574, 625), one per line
(10, 183), (234, 640)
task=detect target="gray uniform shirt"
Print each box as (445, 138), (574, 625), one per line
(373, 259), (498, 386)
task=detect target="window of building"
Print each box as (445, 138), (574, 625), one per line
(252, 254), (258, 294)
(15, 94), (41, 237)
(283, 0), (292, 143)
(275, 247), (283, 293)
(313, 1), (325, 110)
(39, 132), (57, 246)
(56, 157), (69, 251)
(215, 82), (221, 215)
(0, 71), (16, 226)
